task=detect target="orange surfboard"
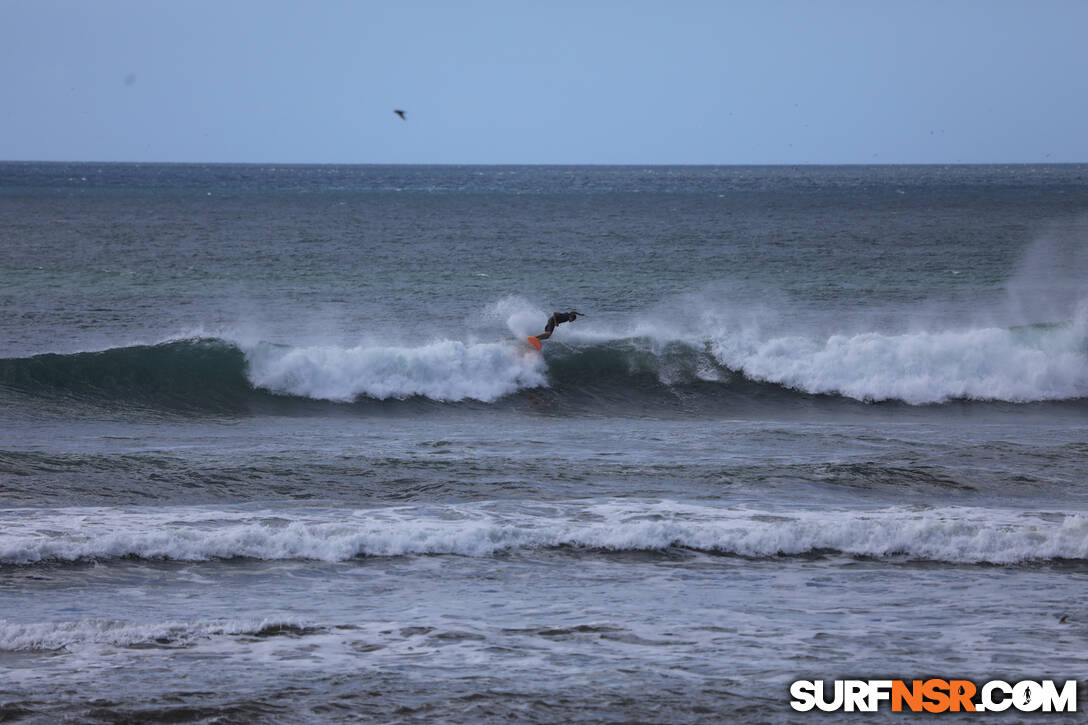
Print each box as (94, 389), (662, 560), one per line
(526, 336), (542, 351)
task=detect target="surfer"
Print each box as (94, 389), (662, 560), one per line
(536, 310), (583, 340)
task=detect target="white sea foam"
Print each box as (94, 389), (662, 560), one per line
(0, 617), (311, 652)
(708, 315), (1088, 404)
(2, 502), (1085, 565)
(242, 338), (547, 402)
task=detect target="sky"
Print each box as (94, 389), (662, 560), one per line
(2, 0), (1086, 165)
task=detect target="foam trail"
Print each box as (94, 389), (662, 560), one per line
(2, 502), (1085, 565)
(0, 617), (314, 652)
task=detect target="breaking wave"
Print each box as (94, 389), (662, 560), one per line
(0, 337), (547, 411)
(1, 502), (1085, 566)
(708, 319), (1088, 404)
(0, 313), (1084, 417)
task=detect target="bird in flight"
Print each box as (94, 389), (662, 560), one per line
(394, 109), (406, 120)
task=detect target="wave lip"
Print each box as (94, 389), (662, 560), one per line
(2, 502), (1085, 566)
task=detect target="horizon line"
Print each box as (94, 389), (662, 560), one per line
(2, 159), (1086, 168)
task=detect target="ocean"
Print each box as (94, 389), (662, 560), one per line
(1, 163), (1086, 723)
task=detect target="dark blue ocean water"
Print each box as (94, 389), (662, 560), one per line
(1, 163), (1087, 723)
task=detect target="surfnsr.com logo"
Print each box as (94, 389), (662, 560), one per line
(790, 679), (1079, 713)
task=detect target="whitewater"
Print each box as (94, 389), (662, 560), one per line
(2, 502), (1086, 565)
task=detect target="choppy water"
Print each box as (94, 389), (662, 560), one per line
(1, 163), (1087, 723)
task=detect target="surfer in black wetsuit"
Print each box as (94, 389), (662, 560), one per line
(536, 310), (583, 340)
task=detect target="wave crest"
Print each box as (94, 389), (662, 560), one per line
(2, 503), (1084, 566)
